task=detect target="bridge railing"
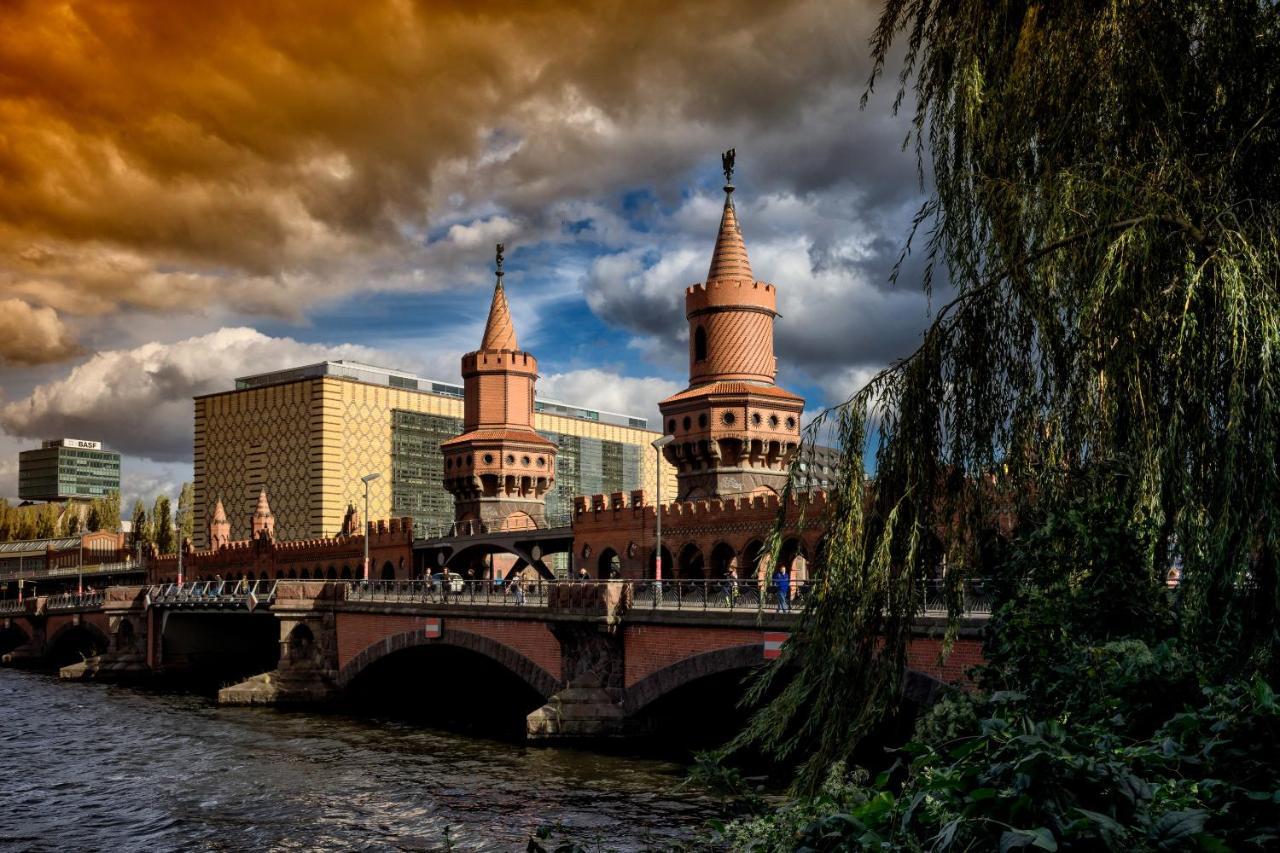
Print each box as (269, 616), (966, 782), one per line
(0, 598), (27, 614)
(45, 590), (107, 610)
(343, 577), (991, 617)
(146, 579), (278, 609)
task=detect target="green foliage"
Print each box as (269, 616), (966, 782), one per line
(65, 512), (80, 536)
(738, 0), (1280, 797)
(176, 482), (194, 547)
(152, 495), (173, 554)
(86, 502), (102, 532)
(130, 499), (149, 549)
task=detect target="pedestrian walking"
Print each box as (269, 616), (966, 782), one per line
(773, 568), (790, 612)
(511, 574), (526, 606)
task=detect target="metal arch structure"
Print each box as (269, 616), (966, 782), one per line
(413, 524), (575, 581)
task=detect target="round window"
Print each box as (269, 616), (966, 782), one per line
(698, 413), (708, 428)
(682, 416), (692, 430)
(537, 456), (546, 467)
(506, 454), (515, 464)
(483, 453), (494, 464)
(752, 412), (762, 425)
(786, 416), (797, 429)
(522, 455), (531, 466)
(722, 411), (736, 426)
(769, 414), (780, 428)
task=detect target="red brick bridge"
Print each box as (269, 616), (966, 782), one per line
(0, 580), (987, 741)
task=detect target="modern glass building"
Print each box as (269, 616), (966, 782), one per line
(18, 439), (121, 502)
(195, 361), (673, 546)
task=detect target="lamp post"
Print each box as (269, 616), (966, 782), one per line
(361, 473), (381, 582)
(651, 435), (674, 600)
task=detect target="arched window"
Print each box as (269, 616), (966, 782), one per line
(694, 326), (708, 362)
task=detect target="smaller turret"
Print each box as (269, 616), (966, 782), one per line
(209, 498), (231, 550)
(251, 488), (276, 541)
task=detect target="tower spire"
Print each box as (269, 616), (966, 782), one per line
(480, 242), (519, 351)
(706, 148), (752, 282)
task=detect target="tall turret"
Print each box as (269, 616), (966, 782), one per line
(441, 244), (557, 532)
(658, 150), (804, 500)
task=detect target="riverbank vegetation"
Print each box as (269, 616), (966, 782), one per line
(710, 2), (1280, 850)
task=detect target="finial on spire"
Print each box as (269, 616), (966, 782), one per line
(495, 242), (505, 282)
(721, 148), (736, 191)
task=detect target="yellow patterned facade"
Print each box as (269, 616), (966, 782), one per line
(194, 375), (676, 547)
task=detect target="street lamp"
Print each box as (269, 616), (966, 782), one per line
(651, 435), (674, 597)
(361, 472), (381, 582)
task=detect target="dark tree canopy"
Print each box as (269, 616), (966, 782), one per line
(741, 0), (1280, 791)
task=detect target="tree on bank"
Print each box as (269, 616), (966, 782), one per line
(176, 482), (194, 547)
(152, 495), (173, 554)
(130, 499), (149, 550)
(725, 1), (1280, 848)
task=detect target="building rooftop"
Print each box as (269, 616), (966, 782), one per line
(230, 360), (651, 430)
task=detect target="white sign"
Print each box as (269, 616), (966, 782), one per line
(60, 438), (101, 450)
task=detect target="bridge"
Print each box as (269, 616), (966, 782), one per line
(0, 579), (989, 741)
(412, 513), (576, 580)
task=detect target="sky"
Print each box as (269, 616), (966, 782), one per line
(0, 0), (937, 508)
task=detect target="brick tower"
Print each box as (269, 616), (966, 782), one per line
(658, 150), (804, 500)
(441, 244), (557, 531)
(208, 498), (231, 550)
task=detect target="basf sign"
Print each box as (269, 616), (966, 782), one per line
(59, 438), (102, 450)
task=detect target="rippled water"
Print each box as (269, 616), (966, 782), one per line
(0, 668), (715, 851)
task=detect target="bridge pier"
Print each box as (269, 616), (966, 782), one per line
(219, 582), (341, 705)
(526, 582), (652, 741)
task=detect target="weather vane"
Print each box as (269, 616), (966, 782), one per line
(722, 148), (736, 188)
(495, 242), (504, 280)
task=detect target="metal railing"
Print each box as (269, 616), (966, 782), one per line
(45, 590), (107, 610)
(146, 579), (278, 609)
(344, 577), (992, 617)
(0, 598), (26, 614)
(0, 558), (145, 584)
(415, 513), (574, 541)
(921, 579), (992, 615)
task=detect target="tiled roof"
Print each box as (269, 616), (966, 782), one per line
(480, 283), (519, 351)
(706, 194), (753, 282)
(660, 381), (804, 404)
(440, 428), (557, 447)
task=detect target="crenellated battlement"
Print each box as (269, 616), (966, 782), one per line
(572, 489), (828, 530)
(461, 350), (538, 375)
(685, 279), (777, 315)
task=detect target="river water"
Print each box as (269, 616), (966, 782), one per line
(0, 668), (717, 851)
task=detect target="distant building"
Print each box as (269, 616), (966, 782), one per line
(18, 439), (121, 502)
(193, 360), (676, 547)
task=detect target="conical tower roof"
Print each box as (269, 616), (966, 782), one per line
(254, 488), (272, 518)
(706, 188), (753, 282)
(211, 498), (227, 523)
(480, 281), (518, 351)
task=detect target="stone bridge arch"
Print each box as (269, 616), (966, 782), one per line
(0, 620), (32, 656)
(45, 620), (110, 665)
(337, 627), (560, 699)
(623, 643), (763, 716)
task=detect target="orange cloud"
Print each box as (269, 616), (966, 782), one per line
(0, 0), (878, 363)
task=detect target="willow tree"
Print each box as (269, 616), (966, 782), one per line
(741, 1), (1280, 790)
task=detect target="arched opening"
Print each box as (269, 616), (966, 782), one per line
(709, 542), (738, 579)
(380, 561), (396, 581)
(342, 638), (550, 739)
(694, 325), (707, 362)
(597, 548), (621, 579)
(115, 619), (136, 653)
(741, 539), (767, 580)
(341, 565), (352, 579)
(284, 623), (316, 667)
(46, 624), (109, 668)
(326, 566), (338, 580)
(0, 624), (30, 656)
(288, 569), (298, 579)
(300, 568), (311, 580)
(677, 543), (705, 580)
(647, 545), (674, 580)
